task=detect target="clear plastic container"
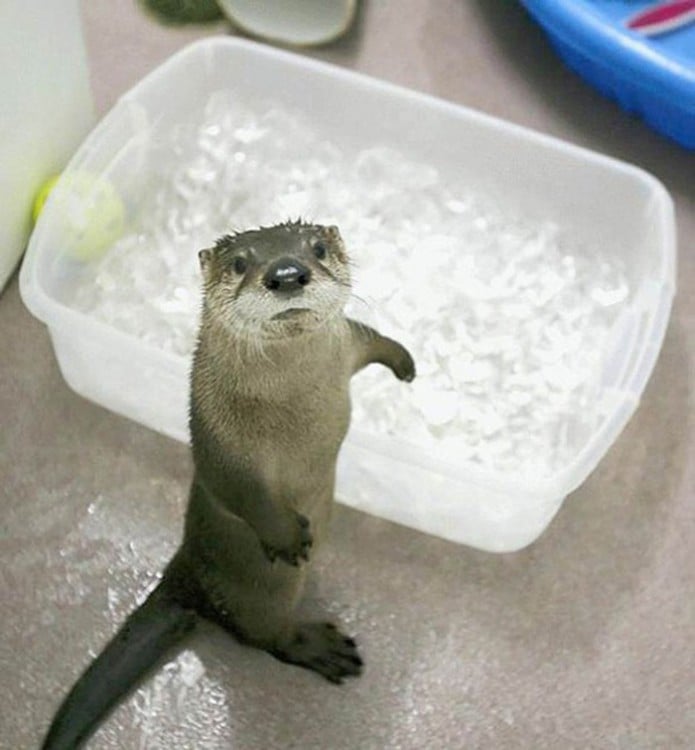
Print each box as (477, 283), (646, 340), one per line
(20, 38), (676, 552)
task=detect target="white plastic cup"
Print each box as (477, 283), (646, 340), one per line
(217, 0), (357, 46)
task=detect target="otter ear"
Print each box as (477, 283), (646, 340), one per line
(199, 248), (214, 270)
(199, 248), (218, 282)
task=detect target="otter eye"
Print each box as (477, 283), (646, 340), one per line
(313, 242), (327, 260)
(233, 256), (247, 275)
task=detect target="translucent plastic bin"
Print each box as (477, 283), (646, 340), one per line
(20, 38), (676, 552)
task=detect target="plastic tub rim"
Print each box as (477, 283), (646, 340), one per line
(19, 36), (677, 519)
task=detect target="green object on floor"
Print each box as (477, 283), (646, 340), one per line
(139, 0), (223, 25)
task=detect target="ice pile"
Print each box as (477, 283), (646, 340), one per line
(72, 92), (629, 476)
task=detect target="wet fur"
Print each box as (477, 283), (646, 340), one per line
(42, 221), (415, 748)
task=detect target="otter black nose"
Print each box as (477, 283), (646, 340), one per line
(263, 258), (312, 292)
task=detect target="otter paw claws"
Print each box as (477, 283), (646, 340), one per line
(392, 348), (416, 382)
(273, 622), (363, 684)
(261, 512), (313, 566)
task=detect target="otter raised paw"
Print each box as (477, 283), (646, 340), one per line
(349, 320), (417, 382)
(388, 340), (416, 382)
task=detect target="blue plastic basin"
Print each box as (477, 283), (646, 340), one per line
(520, 0), (695, 148)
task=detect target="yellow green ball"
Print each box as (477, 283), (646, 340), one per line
(32, 175), (61, 223)
(32, 172), (126, 262)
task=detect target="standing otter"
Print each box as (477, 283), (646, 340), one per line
(42, 220), (416, 749)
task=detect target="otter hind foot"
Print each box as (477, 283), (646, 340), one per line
(273, 622), (363, 684)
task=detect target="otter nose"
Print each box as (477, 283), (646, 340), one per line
(263, 258), (312, 292)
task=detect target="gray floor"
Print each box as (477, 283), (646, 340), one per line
(2, 1), (694, 748)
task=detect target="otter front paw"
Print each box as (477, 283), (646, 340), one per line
(260, 512), (313, 566)
(390, 344), (416, 382)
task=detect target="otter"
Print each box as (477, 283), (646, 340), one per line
(42, 220), (416, 749)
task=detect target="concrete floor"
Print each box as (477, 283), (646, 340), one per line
(1, 1), (694, 748)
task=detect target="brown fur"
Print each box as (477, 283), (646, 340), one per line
(41, 221), (415, 750)
(176, 221), (415, 673)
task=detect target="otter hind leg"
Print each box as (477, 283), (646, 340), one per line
(202, 597), (363, 684)
(271, 622), (363, 684)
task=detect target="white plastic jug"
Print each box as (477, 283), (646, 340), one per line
(0, 0), (93, 293)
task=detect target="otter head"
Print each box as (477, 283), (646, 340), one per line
(198, 220), (351, 339)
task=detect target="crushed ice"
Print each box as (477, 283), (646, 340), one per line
(72, 92), (629, 477)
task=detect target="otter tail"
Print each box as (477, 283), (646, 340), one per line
(42, 578), (197, 750)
